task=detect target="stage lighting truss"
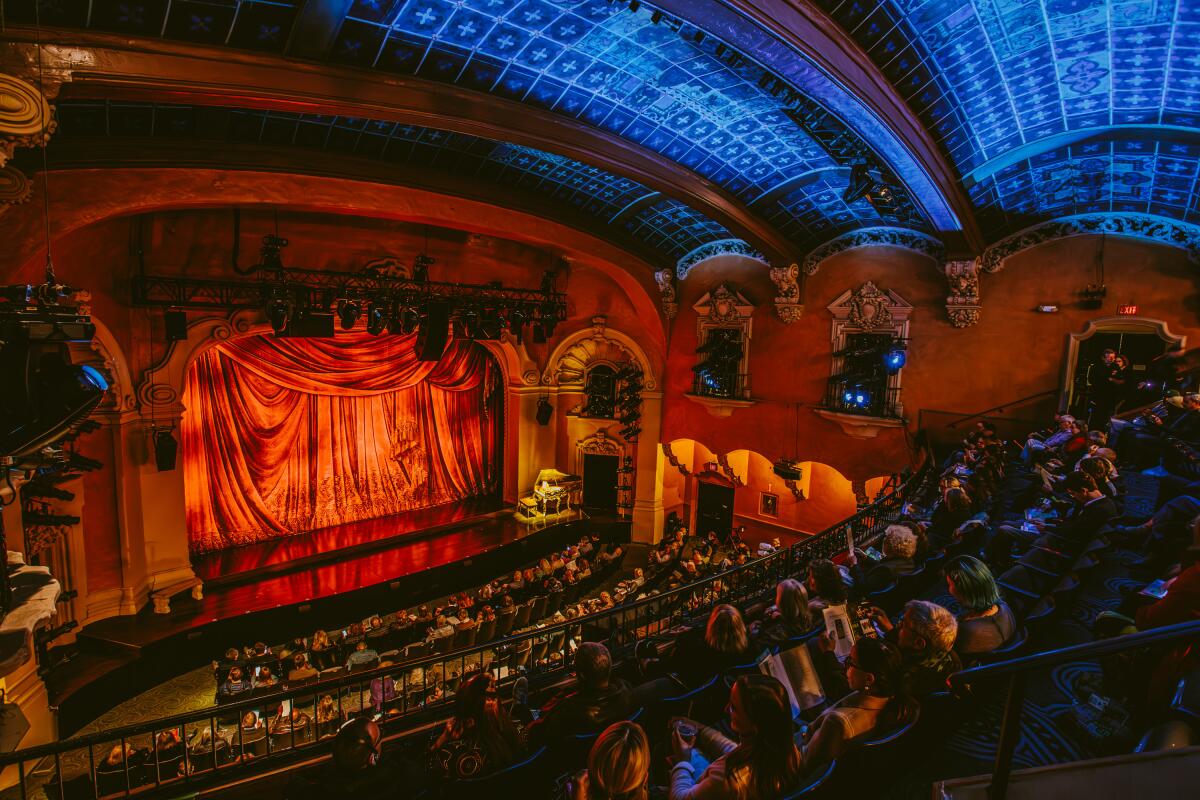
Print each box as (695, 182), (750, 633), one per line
(131, 262), (567, 340)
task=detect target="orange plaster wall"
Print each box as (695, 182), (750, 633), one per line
(661, 237), (1200, 481)
(77, 425), (123, 592)
(731, 455), (856, 535)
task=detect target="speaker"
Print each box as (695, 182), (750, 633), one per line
(153, 428), (178, 472)
(414, 302), (451, 362)
(536, 398), (553, 426)
(772, 458), (803, 481)
(164, 311), (188, 341)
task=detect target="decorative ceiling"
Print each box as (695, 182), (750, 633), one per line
(5, 0), (1199, 266)
(49, 99), (760, 271)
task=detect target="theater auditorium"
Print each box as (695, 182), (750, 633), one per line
(0, 1), (1198, 797)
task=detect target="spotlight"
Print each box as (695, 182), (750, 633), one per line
(336, 301), (361, 331)
(885, 348), (906, 372)
(479, 308), (503, 340)
(265, 296), (292, 334)
(532, 321), (547, 344)
(508, 309), (526, 341)
(365, 303), (387, 335)
(842, 162), (877, 203)
(400, 306), (421, 334)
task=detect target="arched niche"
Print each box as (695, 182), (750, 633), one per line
(1060, 316), (1186, 413)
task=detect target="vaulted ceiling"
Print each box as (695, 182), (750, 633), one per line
(4, 0), (1198, 275)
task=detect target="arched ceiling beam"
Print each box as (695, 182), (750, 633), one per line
(650, 0), (981, 253)
(1, 28), (796, 265)
(0, 166), (668, 349)
(964, 125), (1200, 187)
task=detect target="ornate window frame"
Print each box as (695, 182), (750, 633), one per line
(816, 281), (912, 438)
(686, 283), (756, 416)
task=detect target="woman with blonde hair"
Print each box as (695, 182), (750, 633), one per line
(569, 721), (651, 800)
(753, 579), (815, 648)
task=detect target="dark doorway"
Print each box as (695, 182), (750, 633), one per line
(696, 480), (735, 538)
(583, 454), (619, 513)
(1068, 331), (1171, 422)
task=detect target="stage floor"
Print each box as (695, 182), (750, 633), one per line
(192, 495), (507, 587)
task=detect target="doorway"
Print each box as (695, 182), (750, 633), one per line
(582, 453), (619, 513)
(1064, 319), (1183, 420)
(696, 480), (735, 538)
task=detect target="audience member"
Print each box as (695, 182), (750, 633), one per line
(871, 600), (961, 696)
(429, 672), (525, 782)
(566, 720), (653, 800)
(345, 640), (379, 671)
(847, 525), (918, 593)
(668, 605), (757, 685)
(285, 718), (398, 799)
(752, 579), (815, 648)
(943, 556), (1015, 658)
(530, 642), (633, 742)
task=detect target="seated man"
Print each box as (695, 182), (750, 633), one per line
(284, 718), (401, 800)
(871, 600), (961, 697)
(847, 525), (918, 594)
(527, 642), (632, 743)
(993, 472), (1116, 558)
(345, 640), (379, 671)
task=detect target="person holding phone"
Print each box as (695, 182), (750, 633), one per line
(846, 525), (918, 594)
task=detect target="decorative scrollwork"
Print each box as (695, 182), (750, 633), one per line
(802, 227), (945, 276)
(579, 430), (622, 457)
(654, 269), (678, 321)
(768, 264), (803, 323)
(980, 213), (1200, 272)
(0, 73), (56, 167)
(662, 442), (690, 477)
(676, 239), (768, 280)
(944, 259), (981, 328)
(845, 281), (894, 330)
(522, 369), (540, 386)
(0, 164), (31, 206)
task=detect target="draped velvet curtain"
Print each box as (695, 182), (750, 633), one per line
(182, 333), (501, 554)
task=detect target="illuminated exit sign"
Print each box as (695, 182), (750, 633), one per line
(1117, 305), (1138, 316)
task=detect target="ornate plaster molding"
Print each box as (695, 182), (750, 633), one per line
(801, 227), (945, 276)
(543, 314), (655, 390)
(137, 310), (258, 416)
(980, 213), (1200, 273)
(943, 259), (981, 328)
(0, 72), (55, 210)
(716, 452), (745, 486)
(662, 442), (690, 477)
(768, 263), (804, 323)
(0, 165), (31, 206)
(693, 283), (755, 328)
(579, 429), (623, 457)
(814, 408), (906, 439)
(676, 239), (769, 280)
(783, 479), (805, 502)
(654, 269), (678, 321)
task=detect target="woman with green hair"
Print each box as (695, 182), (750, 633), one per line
(943, 555), (1016, 658)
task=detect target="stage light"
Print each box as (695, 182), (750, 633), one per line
(842, 162), (877, 203)
(153, 427), (178, 472)
(480, 308), (503, 340)
(336, 301), (361, 331)
(532, 321), (547, 344)
(386, 303), (405, 335)
(266, 297), (292, 334)
(885, 348), (906, 371)
(0, 340), (108, 459)
(536, 397), (553, 426)
(365, 303), (387, 335)
(400, 306), (421, 334)
(508, 309), (526, 341)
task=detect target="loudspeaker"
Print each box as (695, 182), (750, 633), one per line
(154, 428), (178, 472)
(536, 397), (553, 426)
(414, 302), (451, 362)
(164, 311), (188, 341)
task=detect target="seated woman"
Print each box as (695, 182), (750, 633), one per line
(429, 672), (525, 782)
(668, 674), (803, 800)
(308, 629), (335, 670)
(847, 525), (919, 594)
(288, 653), (320, 683)
(943, 556), (1016, 659)
(269, 705), (313, 741)
(188, 727), (231, 769)
(803, 637), (911, 770)
(668, 604), (757, 685)
(806, 559), (851, 613)
(565, 720), (658, 800)
(240, 711), (264, 733)
(96, 742), (150, 794)
(752, 578), (816, 649)
(252, 665), (279, 690)
(221, 666), (251, 697)
(927, 487), (974, 550)
(315, 695), (344, 738)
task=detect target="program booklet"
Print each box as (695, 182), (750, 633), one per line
(823, 603), (856, 660)
(758, 643), (825, 717)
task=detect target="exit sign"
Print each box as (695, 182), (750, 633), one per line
(1117, 305), (1138, 315)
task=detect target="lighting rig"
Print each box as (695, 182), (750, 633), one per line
(132, 236), (568, 358)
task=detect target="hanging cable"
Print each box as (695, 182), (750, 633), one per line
(33, 0), (56, 286)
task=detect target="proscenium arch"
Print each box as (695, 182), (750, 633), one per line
(0, 168), (668, 350)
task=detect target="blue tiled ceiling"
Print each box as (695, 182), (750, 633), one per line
(812, 0), (1200, 237)
(11, 0), (1200, 246)
(51, 99), (751, 265)
(9, 0), (934, 253)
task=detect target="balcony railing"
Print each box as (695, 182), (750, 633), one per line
(0, 460), (932, 798)
(690, 372), (749, 400)
(821, 380), (902, 419)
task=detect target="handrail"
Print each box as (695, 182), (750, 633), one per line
(944, 388), (1059, 429)
(950, 618), (1200, 800)
(0, 459), (933, 792)
(950, 619), (1200, 688)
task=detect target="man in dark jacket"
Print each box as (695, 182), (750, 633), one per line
(1030, 471), (1118, 552)
(527, 642), (632, 743)
(285, 718), (409, 799)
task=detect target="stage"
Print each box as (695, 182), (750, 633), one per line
(55, 500), (629, 736)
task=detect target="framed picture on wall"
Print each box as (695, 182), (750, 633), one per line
(760, 492), (778, 517)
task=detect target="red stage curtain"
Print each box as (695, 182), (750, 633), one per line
(182, 333), (500, 553)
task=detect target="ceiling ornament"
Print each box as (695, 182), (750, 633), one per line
(676, 240), (769, 280)
(944, 259), (981, 329)
(980, 213), (1200, 274)
(769, 264), (804, 323)
(654, 269), (678, 322)
(801, 227), (946, 276)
